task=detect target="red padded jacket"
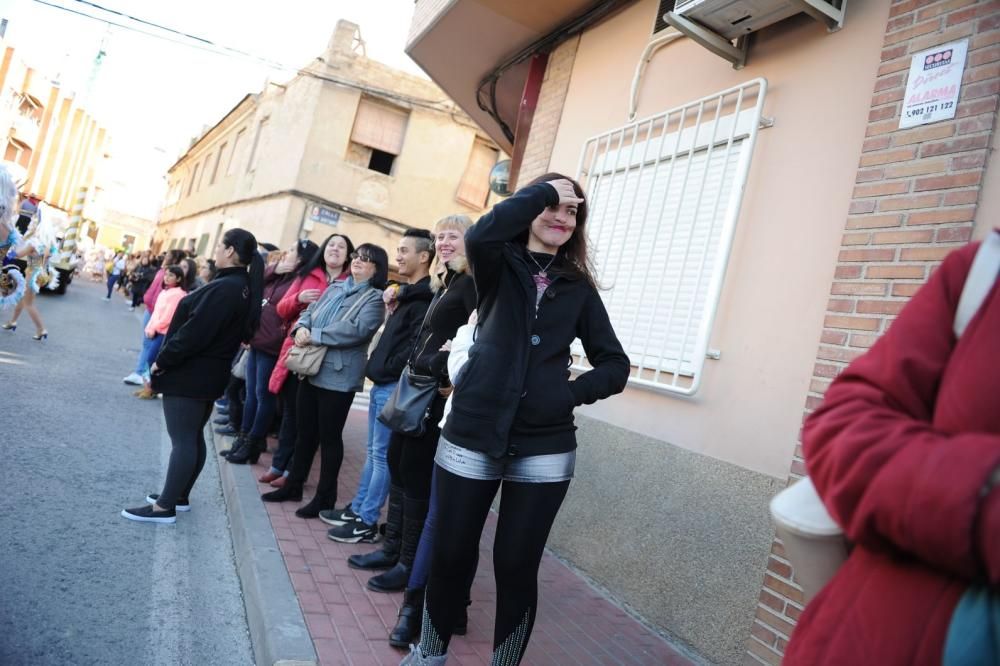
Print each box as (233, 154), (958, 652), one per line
(786, 238), (1000, 664)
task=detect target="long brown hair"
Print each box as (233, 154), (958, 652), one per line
(523, 172), (598, 289)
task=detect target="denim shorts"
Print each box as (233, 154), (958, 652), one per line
(435, 437), (575, 483)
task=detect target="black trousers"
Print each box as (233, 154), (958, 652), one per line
(387, 394), (445, 501)
(287, 380), (355, 503)
(224, 375), (245, 429)
(271, 375), (300, 471)
(423, 467), (570, 664)
(158, 396), (214, 510)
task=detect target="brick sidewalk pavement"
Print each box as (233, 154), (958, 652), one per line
(253, 408), (693, 666)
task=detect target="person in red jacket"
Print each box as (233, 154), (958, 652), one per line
(787, 235), (1000, 665)
(224, 240), (314, 464)
(260, 234), (353, 488)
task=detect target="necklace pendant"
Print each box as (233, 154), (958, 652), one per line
(538, 271), (547, 278)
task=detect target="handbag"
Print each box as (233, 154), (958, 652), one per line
(378, 365), (440, 436)
(770, 231), (1000, 603)
(285, 287), (375, 378)
(285, 343), (327, 377)
(377, 288), (447, 436)
(231, 347), (249, 380)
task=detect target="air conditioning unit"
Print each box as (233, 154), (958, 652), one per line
(676, 0), (828, 40)
(664, 0), (844, 67)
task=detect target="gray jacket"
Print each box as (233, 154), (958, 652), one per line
(294, 282), (385, 393)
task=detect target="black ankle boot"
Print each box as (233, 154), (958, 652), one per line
(367, 495), (427, 593)
(261, 482), (303, 502)
(453, 597), (472, 635)
(295, 494), (336, 519)
(349, 484), (403, 571)
(389, 587), (424, 648)
(228, 436), (265, 465)
(219, 432), (245, 457)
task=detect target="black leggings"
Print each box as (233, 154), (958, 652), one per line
(158, 396), (214, 510)
(287, 380), (354, 502)
(423, 466), (570, 664)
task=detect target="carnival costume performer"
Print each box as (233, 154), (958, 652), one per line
(0, 165), (26, 311)
(2, 201), (58, 339)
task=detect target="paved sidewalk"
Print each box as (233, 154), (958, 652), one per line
(251, 407), (693, 666)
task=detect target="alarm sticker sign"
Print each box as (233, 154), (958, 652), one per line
(899, 39), (968, 129)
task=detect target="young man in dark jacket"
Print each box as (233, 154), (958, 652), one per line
(323, 229), (435, 544)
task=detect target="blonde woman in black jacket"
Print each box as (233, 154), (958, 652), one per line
(402, 176), (629, 665)
(122, 229), (264, 524)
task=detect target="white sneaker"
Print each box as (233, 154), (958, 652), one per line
(123, 372), (144, 385)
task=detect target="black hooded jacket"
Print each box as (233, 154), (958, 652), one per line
(365, 276), (434, 384)
(151, 266), (251, 400)
(442, 183), (630, 459)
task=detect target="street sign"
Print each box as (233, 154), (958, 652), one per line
(309, 205), (341, 226)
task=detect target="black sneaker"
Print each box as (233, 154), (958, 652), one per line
(146, 494), (191, 512)
(327, 520), (380, 544)
(122, 504), (176, 524)
(319, 504), (360, 527)
(215, 424), (238, 436)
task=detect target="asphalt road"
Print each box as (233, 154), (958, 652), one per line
(0, 278), (253, 665)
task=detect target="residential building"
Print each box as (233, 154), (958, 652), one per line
(0, 41), (109, 216)
(154, 20), (502, 260)
(408, 1), (1000, 663)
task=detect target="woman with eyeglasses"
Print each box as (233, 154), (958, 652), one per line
(121, 228), (265, 523)
(225, 240), (318, 465)
(263, 234), (354, 494)
(265, 243), (388, 519)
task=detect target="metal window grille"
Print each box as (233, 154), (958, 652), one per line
(573, 78), (767, 395)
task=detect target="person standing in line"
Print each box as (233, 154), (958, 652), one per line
(104, 252), (126, 300)
(263, 243), (386, 518)
(390, 309), (478, 648)
(224, 244), (302, 465)
(324, 229), (435, 544)
(134, 264), (193, 399)
(123, 248), (186, 386)
(122, 228), (265, 523)
(403, 176), (629, 665)
(257, 234), (353, 483)
(363, 216), (477, 596)
(784, 233), (1000, 664)
(127, 253), (157, 313)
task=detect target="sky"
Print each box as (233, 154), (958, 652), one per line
(0, 0), (427, 217)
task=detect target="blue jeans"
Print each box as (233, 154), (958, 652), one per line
(134, 310), (154, 374)
(350, 381), (395, 525)
(240, 348), (278, 438)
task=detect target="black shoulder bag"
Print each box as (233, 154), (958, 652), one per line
(377, 288), (445, 436)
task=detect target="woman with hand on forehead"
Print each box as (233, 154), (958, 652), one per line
(402, 174), (629, 665)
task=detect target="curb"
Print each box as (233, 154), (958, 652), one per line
(207, 423), (318, 666)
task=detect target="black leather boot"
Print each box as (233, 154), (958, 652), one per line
(389, 587), (424, 648)
(367, 495), (427, 593)
(453, 597), (472, 635)
(219, 432), (245, 457)
(228, 435), (265, 464)
(349, 484), (403, 570)
(261, 482), (303, 502)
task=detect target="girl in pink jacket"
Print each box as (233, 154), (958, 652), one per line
(135, 266), (189, 398)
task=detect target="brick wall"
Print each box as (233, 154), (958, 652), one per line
(747, 2), (1000, 664)
(515, 36), (581, 188)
